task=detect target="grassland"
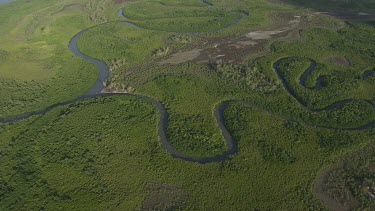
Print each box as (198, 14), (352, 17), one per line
(77, 22), (167, 66)
(121, 0), (243, 32)
(0, 0), (128, 117)
(0, 0), (93, 116)
(118, 0), (295, 35)
(0, 0), (374, 210)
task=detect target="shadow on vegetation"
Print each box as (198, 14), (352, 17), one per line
(274, 0), (375, 14)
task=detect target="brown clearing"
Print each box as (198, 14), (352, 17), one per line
(159, 12), (303, 65)
(313, 166), (360, 211)
(327, 56), (351, 66)
(141, 183), (186, 210)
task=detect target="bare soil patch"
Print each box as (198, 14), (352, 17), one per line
(327, 56), (351, 66)
(368, 161), (375, 172)
(159, 49), (203, 64)
(141, 183), (186, 210)
(313, 143), (375, 210)
(159, 10), (360, 66)
(314, 166), (360, 211)
(190, 13), (303, 64)
(246, 30), (284, 40)
(190, 37), (268, 64)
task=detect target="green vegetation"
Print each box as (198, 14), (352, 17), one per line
(0, 0), (95, 116)
(1, 96), (373, 210)
(110, 61), (370, 159)
(121, 0), (242, 32)
(271, 23), (375, 105)
(214, 63), (280, 94)
(0, 0), (130, 117)
(1, 0), (374, 209)
(0, 96), (161, 210)
(119, 0), (286, 34)
(77, 22), (166, 66)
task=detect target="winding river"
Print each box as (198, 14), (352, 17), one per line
(363, 69), (375, 79)
(0, 0), (13, 4)
(0, 2), (374, 164)
(273, 58), (375, 114)
(117, 2), (249, 34)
